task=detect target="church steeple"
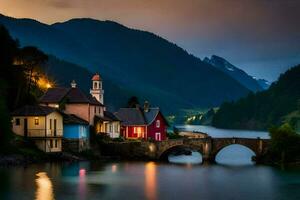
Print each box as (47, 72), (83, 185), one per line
(90, 73), (104, 104)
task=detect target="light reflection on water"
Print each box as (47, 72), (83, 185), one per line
(145, 162), (157, 200)
(0, 126), (299, 200)
(78, 169), (86, 200)
(35, 172), (54, 200)
(0, 161), (299, 200)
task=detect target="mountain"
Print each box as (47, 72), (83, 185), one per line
(0, 14), (251, 114)
(203, 55), (263, 92)
(43, 55), (135, 111)
(212, 64), (300, 130)
(254, 78), (271, 90)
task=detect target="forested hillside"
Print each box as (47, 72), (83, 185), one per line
(0, 14), (251, 113)
(212, 65), (300, 130)
(43, 55), (134, 111)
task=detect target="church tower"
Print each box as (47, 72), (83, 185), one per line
(90, 73), (104, 104)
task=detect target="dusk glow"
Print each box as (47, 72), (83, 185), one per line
(0, 0), (299, 80)
(0, 1), (300, 199)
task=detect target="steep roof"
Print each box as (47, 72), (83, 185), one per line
(92, 73), (102, 81)
(115, 108), (146, 126)
(62, 113), (89, 125)
(115, 107), (168, 126)
(95, 111), (121, 122)
(39, 88), (69, 103)
(144, 108), (160, 125)
(104, 111), (120, 121)
(39, 87), (103, 106)
(11, 105), (58, 116)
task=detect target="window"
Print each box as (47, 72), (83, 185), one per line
(94, 82), (98, 89)
(110, 124), (113, 133)
(50, 140), (53, 148)
(98, 107), (101, 113)
(34, 117), (39, 125)
(55, 140), (58, 148)
(15, 118), (20, 126)
(156, 120), (160, 128)
(94, 106), (96, 113)
(134, 127), (143, 137)
(50, 119), (52, 129)
(115, 124), (120, 133)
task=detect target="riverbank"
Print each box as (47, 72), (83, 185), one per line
(0, 153), (82, 166)
(0, 135), (103, 167)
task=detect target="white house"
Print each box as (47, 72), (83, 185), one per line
(11, 105), (63, 153)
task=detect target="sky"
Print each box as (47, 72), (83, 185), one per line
(0, 0), (299, 81)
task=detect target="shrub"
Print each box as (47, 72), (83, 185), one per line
(269, 123), (300, 162)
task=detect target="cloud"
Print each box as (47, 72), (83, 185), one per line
(0, 0), (299, 80)
(45, 0), (74, 9)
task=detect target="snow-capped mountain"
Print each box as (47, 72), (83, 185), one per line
(253, 78), (271, 90)
(203, 55), (264, 92)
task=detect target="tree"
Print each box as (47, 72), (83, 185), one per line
(0, 25), (18, 148)
(269, 124), (300, 162)
(127, 96), (140, 108)
(15, 46), (48, 96)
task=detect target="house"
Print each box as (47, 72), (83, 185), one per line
(95, 111), (121, 138)
(62, 113), (90, 152)
(115, 102), (169, 141)
(11, 105), (63, 153)
(39, 73), (120, 140)
(39, 80), (104, 126)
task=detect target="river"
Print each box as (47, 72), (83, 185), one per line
(0, 126), (299, 200)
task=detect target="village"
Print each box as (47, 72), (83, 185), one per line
(11, 73), (169, 153)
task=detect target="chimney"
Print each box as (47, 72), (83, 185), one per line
(144, 101), (150, 112)
(71, 80), (77, 88)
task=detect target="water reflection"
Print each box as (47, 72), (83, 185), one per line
(111, 164), (117, 173)
(145, 162), (157, 200)
(35, 172), (54, 200)
(0, 161), (299, 200)
(216, 144), (255, 166)
(78, 169), (87, 200)
(168, 152), (202, 164)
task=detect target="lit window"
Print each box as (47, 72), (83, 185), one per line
(35, 117), (39, 125)
(15, 118), (20, 126)
(134, 127), (140, 134)
(156, 120), (160, 128)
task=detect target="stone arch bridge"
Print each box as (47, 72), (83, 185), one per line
(146, 137), (270, 163)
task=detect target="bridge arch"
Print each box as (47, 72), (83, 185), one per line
(157, 144), (204, 161)
(151, 137), (268, 163)
(214, 144), (257, 164)
(210, 138), (261, 160)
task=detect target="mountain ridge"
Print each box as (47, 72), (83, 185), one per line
(212, 64), (300, 130)
(0, 14), (251, 114)
(203, 55), (264, 91)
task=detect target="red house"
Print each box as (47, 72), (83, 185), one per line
(115, 103), (169, 141)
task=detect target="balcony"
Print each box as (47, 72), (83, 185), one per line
(27, 129), (63, 138)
